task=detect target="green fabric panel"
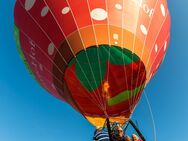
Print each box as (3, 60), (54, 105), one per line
(115, 47), (140, 62)
(14, 24), (34, 77)
(69, 45), (141, 91)
(14, 25), (25, 60)
(75, 48), (106, 91)
(107, 84), (145, 106)
(110, 46), (133, 65)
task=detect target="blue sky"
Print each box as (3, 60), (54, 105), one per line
(0, 0), (188, 141)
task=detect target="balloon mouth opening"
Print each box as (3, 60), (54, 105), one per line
(52, 44), (146, 114)
(53, 42), (146, 102)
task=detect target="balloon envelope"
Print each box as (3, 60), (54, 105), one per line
(14, 0), (170, 126)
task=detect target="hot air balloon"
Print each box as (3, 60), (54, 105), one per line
(14, 0), (170, 140)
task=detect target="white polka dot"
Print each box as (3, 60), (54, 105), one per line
(41, 6), (49, 17)
(48, 43), (55, 55)
(164, 41), (167, 51)
(90, 8), (108, 21)
(62, 7), (70, 14)
(155, 44), (158, 53)
(25, 0), (36, 11)
(114, 41), (118, 45)
(113, 33), (119, 40)
(115, 4), (122, 10)
(140, 24), (148, 35)
(160, 4), (166, 17)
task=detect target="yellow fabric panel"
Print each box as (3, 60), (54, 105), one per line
(85, 115), (131, 127)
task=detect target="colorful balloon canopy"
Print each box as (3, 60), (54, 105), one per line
(14, 0), (170, 127)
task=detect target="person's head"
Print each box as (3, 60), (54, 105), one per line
(111, 122), (119, 134)
(125, 136), (131, 141)
(112, 121), (120, 129)
(117, 127), (124, 137)
(132, 134), (139, 141)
